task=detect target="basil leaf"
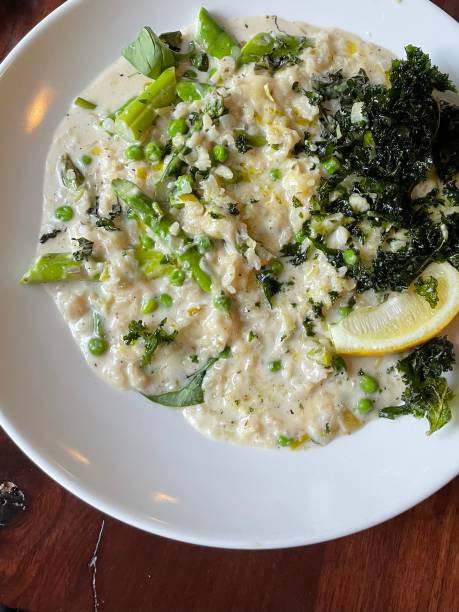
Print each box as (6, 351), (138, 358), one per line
(144, 357), (218, 407)
(123, 26), (176, 79)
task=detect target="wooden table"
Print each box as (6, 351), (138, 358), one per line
(1, 1), (459, 610)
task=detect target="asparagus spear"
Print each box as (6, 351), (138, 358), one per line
(111, 178), (212, 292)
(179, 247), (211, 293)
(239, 32), (275, 65)
(196, 7), (239, 59)
(134, 244), (174, 280)
(59, 154), (84, 191)
(114, 66), (177, 142)
(20, 253), (102, 284)
(176, 79), (213, 102)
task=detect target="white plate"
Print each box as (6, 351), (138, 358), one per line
(1, 0), (458, 549)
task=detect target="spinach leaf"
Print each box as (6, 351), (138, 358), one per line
(123, 26), (176, 79)
(145, 357), (218, 407)
(144, 347), (231, 407)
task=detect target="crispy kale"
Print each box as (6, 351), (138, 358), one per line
(123, 318), (177, 368)
(433, 101), (459, 182)
(380, 337), (455, 434)
(289, 46), (459, 293)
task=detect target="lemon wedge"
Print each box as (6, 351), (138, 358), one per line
(330, 262), (459, 355)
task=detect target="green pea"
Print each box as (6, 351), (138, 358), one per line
(338, 305), (353, 318)
(169, 269), (186, 286)
(195, 234), (212, 253)
(269, 359), (282, 372)
(88, 337), (108, 356)
(168, 118), (188, 136)
(141, 235), (154, 249)
(81, 154), (92, 165)
(145, 141), (164, 162)
(323, 156), (341, 174)
(270, 168), (282, 181)
(54, 205), (74, 222)
(270, 260), (283, 276)
(357, 398), (375, 414)
(359, 373), (379, 394)
(213, 295), (231, 313)
(141, 298), (158, 315)
(160, 293), (173, 307)
(212, 144), (229, 163)
(343, 249), (358, 266)
(278, 435), (293, 447)
(124, 145), (144, 161)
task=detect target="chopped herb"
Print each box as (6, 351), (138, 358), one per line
(233, 129), (267, 153)
(302, 317), (315, 337)
(309, 298), (324, 319)
(72, 237), (94, 261)
(39, 229), (61, 244)
(123, 318), (177, 368)
(209, 211), (223, 219)
(227, 202), (240, 216)
(292, 196), (303, 208)
(256, 262), (283, 306)
(331, 354), (346, 373)
(414, 275), (439, 308)
(96, 218), (119, 231)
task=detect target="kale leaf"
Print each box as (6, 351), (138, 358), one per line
(290, 46), (459, 293)
(380, 337), (456, 434)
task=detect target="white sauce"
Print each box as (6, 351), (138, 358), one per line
(36, 16), (445, 448)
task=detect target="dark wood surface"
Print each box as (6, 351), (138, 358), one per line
(1, 1), (459, 610)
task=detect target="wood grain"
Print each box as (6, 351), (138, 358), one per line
(1, 2), (459, 611)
